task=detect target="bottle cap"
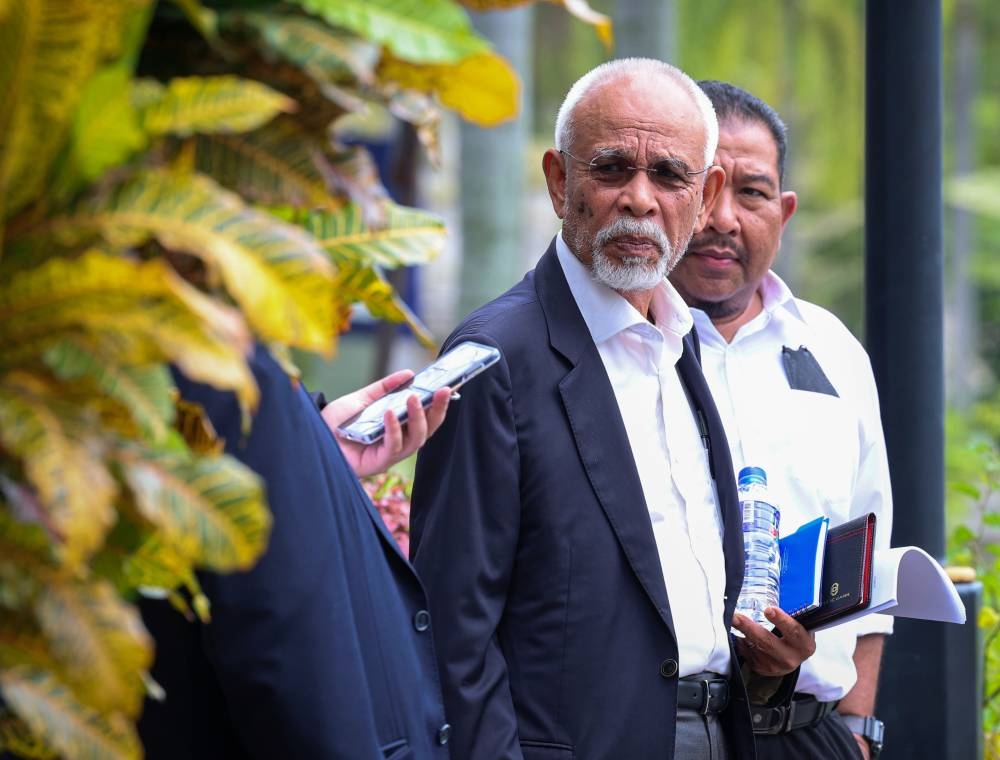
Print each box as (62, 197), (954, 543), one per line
(737, 466), (767, 487)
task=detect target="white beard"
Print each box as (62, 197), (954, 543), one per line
(586, 217), (686, 292)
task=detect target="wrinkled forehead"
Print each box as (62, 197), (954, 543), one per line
(716, 118), (782, 182)
(571, 75), (706, 163)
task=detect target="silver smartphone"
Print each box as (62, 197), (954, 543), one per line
(336, 341), (502, 445)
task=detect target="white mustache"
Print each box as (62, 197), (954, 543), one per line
(594, 218), (670, 255)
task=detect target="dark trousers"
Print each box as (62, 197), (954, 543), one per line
(755, 712), (863, 760)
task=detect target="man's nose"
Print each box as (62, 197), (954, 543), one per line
(618, 170), (658, 217)
(708, 188), (739, 235)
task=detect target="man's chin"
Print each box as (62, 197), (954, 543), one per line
(591, 254), (669, 292)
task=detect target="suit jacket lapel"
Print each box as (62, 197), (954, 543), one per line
(534, 243), (676, 639)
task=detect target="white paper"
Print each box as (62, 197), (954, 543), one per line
(812, 546), (967, 632)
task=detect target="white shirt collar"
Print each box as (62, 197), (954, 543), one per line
(689, 269), (807, 346)
(554, 233), (693, 348)
(759, 270), (806, 324)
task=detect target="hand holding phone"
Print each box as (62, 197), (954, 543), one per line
(335, 341), (502, 446)
(321, 370), (451, 478)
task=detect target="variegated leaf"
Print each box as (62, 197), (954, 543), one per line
(136, 75), (297, 138)
(42, 338), (175, 443)
(0, 249), (257, 412)
(295, 202), (446, 269)
(121, 536), (209, 621)
(52, 170), (337, 353)
(457, 0), (612, 51)
(230, 11), (380, 86)
(0, 708), (58, 759)
(193, 117), (343, 211)
(334, 264), (434, 347)
(34, 580), (152, 717)
(378, 51), (519, 127)
(169, 0), (219, 44)
(52, 64), (147, 200)
(0, 0), (107, 218)
(0, 371), (118, 568)
(291, 0), (489, 65)
(120, 449), (270, 573)
(0, 666), (141, 760)
(0, 507), (54, 608)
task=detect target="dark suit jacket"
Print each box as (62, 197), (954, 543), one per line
(410, 242), (755, 760)
(138, 347), (451, 760)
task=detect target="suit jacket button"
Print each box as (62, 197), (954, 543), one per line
(413, 610), (431, 632)
(660, 659), (678, 678)
(437, 723), (451, 745)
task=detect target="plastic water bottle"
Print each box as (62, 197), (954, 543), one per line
(734, 466), (780, 631)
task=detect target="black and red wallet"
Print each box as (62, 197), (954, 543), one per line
(795, 512), (876, 630)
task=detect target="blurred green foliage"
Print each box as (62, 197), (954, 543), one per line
(945, 394), (1000, 755)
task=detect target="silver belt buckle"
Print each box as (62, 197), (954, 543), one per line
(699, 679), (712, 715)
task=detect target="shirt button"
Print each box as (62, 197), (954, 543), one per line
(660, 659), (678, 678)
(437, 723), (451, 745)
(413, 610), (431, 632)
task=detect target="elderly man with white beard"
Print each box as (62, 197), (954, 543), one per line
(409, 58), (814, 760)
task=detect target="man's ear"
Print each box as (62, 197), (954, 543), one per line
(542, 148), (568, 219)
(696, 164), (726, 230)
(779, 190), (798, 231)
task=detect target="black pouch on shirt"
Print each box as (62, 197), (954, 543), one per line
(781, 345), (839, 397)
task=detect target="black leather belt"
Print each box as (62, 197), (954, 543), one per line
(676, 673), (729, 715)
(750, 694), (838, 735)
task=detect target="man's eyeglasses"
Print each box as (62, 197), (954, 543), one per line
(559, 149), (711, 190)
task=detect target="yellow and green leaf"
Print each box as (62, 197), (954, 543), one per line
(0, 666), (141, 760)
(34, 580), (153, 717)
(0, 249), (257, 412)
(0, 371), (118, 568)
(52, 64), (147, 204)
(379, 50), (519, 127)
(457, 0), (613, 51)
(230, 11), (380, 86)
(334, 264), (434, 347)
(192, 117), (343, 211)
(291, 0), (489, 65)
(42, 338), (175, 443)
(0, 0), (109, 218)
(136, 75), (297, 138)
(0, 707), (59, 759)
(119, 449), (270, 572)
(169, 0), (219, 45)
(121, 537), (209, 621)
(51, 170), (337, 353)
(294, 201), (447, 269)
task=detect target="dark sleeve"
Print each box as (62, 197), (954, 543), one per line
(410, 336), (524, 760)
(172, 347), (385, 759)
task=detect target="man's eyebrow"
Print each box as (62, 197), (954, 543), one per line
(742, 172), (778, 190)
(592, 148), (694, 172)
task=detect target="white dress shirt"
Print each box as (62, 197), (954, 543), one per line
(691, 270), (894, 702)
(556, 234), (732, 678)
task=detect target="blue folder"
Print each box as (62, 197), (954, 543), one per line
(778, 516), (830, 616)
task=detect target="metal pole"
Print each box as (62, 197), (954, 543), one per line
(865, 2), (957, 758)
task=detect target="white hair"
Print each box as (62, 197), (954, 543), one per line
(553, 58), (718, 168)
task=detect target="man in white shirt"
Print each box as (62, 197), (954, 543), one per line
(410, 59), (812, 760)
(669, 80), (893, 760)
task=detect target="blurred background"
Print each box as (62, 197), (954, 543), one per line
(306, 0), (1000, 420)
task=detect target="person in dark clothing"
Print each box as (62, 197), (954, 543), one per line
(138, 345), (453, 759)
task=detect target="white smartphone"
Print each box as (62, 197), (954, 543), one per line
(336, 341), (502, 445)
